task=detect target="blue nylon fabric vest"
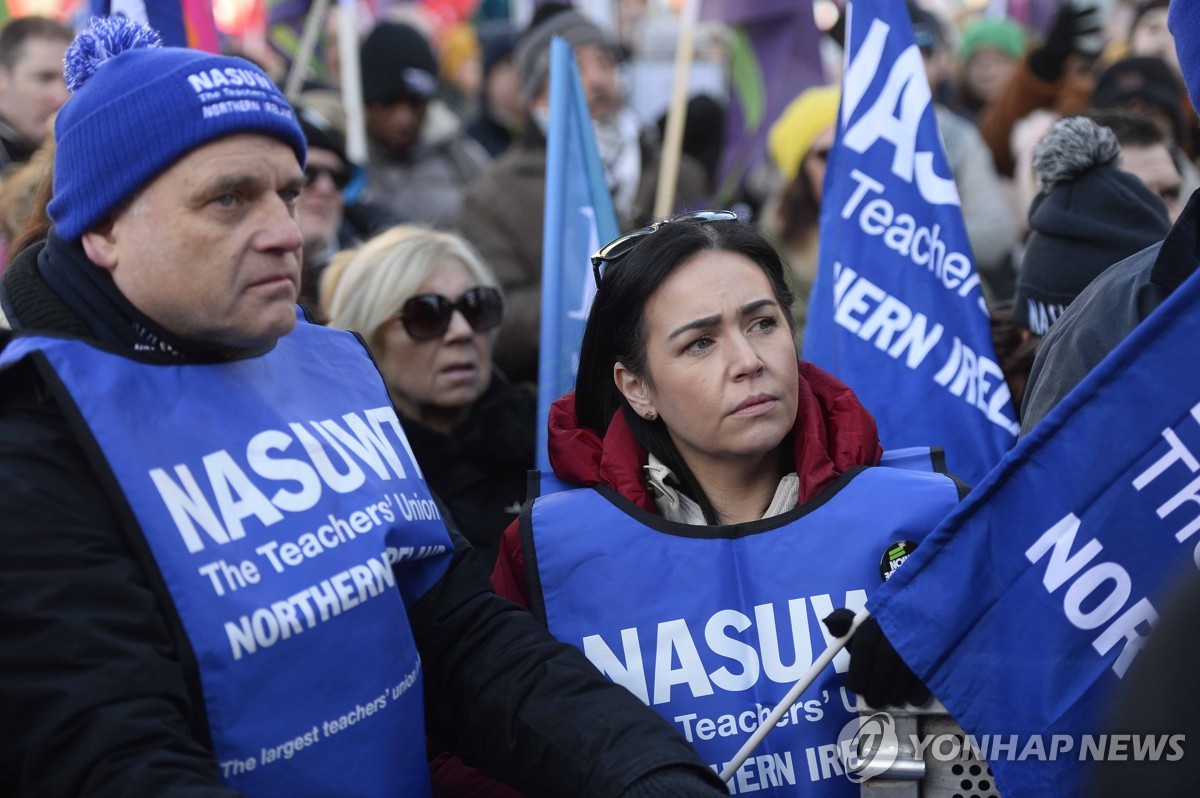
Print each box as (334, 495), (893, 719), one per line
(0, 319), (452, 797)
(525, 465), (960, 796)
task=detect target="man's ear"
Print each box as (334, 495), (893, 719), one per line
(613, 361), (656, 420)
(80, 217), (119, 272)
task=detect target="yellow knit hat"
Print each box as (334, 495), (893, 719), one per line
(768, 84), (841, 181)
(438, 22), (480, 84)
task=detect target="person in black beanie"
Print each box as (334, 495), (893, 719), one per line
(1092, 55), (1190, 156)
(359, 20), (490, 229)
(1015, 114), (1173, 336)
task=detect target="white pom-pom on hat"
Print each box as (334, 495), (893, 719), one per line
(64, 15), (162, 94)
(1032, 116), (1122, 194)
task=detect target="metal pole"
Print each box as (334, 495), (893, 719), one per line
(720, 607), (871, 783)
(652, 0), (700, 219)
(283, 0), (331, 102)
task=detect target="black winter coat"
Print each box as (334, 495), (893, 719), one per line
(400, 372), (535, 572)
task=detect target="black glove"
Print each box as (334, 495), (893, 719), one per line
(823, 609), (932, 709)
(619, 765), (730, 797)
(1029, 4), (1103, 82)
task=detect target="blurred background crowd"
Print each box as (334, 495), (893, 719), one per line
(0, 0), (1191, 562)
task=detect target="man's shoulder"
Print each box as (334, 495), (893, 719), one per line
(0, 117), (33, 169)
(1050, 242), (1164, 340)
(1020, 242), (1165, 433)
(0, 345), (70, 460)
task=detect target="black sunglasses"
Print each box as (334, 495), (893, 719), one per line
(590, 210), (739, 285)
(399, 286), (504, 341)
(304, 164), (352, 190)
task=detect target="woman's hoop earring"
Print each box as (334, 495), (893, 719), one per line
(644, 410), (655, 420)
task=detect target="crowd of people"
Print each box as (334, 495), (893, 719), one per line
(0, 0), (1198, 795)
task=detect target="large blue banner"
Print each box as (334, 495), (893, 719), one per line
(536, 37), (620, 470)
(869, 257), (1200, 795)
(804, 0), (1016, 487)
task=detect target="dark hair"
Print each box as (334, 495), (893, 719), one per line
(0, 16), (72, 72)
(990, 302), (1040, 414)
(6, 142), (54, 261)
(1084, 108), (1167, 148)
(773, 162), (823, 249)
(575, 219), (795, 523)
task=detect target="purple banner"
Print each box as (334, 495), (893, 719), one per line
(703, 0), (825, 200)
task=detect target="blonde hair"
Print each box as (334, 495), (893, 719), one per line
(325, 225), (498, 338)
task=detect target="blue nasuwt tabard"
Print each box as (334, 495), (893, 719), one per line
(524, 457), (961, 795)
(0, 315), (452, 797)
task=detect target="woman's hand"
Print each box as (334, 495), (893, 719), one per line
(823, 609), (932, 708)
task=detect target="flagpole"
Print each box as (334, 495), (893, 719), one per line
(652, 0), (700, 219)
(338, 0), (368, 166)
(284, 0), (332, 101)
(719, 607), (871, 783)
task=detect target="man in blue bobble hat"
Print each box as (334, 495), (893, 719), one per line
(0, 18), (726, 798)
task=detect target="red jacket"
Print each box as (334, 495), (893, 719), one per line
(491, 360), (884, 605)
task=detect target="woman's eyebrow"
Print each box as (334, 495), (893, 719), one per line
(666, 300), (778, 340)
(667, 314), (720, 341)
(739, 298), (777, 316)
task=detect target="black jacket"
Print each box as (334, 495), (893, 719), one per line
(0, 243), (721, 797)
(400, 372), (535, 572)
(0, 118), (34, 175)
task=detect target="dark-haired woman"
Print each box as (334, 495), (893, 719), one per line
(492, 212), (962, 795)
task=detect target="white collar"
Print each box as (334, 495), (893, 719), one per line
(643, 453), (800, 525)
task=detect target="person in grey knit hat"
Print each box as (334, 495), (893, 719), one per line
(512, 5), (622, 109)
(1015, 115), (1173, 335)
(459, 3), (707, 385)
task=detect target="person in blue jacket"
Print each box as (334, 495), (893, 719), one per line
(492, 212), (965, 795)
(0, 17), (729, 798)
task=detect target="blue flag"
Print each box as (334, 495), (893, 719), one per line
(869, 259), (1200, 795)
(804, 0), (1016, 487)
(536, 37), (620, 470)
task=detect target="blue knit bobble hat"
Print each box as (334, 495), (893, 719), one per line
(49, 16), (307, 241)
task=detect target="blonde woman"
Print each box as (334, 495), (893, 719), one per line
(327, 225), (535, 570)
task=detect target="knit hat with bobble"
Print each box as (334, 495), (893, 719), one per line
(49, 16), (306, 241)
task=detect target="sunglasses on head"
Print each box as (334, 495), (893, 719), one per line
(590, 210), (739, 285)
(304, 164), (352, 190)
(399, 286), (505, 341)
